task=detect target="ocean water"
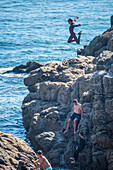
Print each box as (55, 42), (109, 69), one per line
(0, 0), (113, 143)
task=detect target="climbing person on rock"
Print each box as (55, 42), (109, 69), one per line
(70, 131), (86, 164)
(64, 99), (83, 134)
(68, 16), (82, 44)
(32, 150), (52, 170)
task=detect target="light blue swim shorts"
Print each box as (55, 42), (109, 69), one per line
(45, 167), (52, 170)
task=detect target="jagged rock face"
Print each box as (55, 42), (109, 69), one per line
(0, 132), (39, 170)
(22, 29), (113, 169)
(24, 55), (94, 89)
(79, 71), (113, 170)
(80, 27), (113, 57)
(94, 50), (113, 71)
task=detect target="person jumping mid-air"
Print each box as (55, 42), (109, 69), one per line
(64, 99), (83, 134)
(68, 16), (82, 44)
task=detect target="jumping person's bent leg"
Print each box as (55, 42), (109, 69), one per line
(64, 118), (71, 133)
(68, 34), (77, 43)
(76, 31), (82, 44)
(68, 39), (76, 43)
(68, 33), (81, 44)
(68, 35), (73, 43)
(71, 33), (81, 44)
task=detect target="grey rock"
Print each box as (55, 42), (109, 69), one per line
(80, 27), (113, 57)
(3, 61), (43, 74)
(0, 132), (39, 170)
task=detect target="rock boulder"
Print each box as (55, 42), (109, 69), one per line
(79, 27), (113, 57)
(0, 131), (39, 170)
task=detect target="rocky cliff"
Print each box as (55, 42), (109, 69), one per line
(22, 26), (113, 170)
(78, 26), (113, 57)
(0, 131), (39, 170)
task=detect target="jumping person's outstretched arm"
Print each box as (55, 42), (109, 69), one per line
(73, 16), (79, 23)
(73, 24), (81, 27)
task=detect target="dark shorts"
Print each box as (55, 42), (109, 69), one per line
(69, 113), (81, 121)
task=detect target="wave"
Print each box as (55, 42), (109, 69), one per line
(46, 60), (61, 65)
(0, 73), (27, 78)
(0, 67), (28, 78)
(0, 67), (14, 74)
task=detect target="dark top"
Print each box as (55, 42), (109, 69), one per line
(78, 137), (85, 149)
(69, 23), (79, 34)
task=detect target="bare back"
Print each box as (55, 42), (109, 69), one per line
(39, 156), (51, 169)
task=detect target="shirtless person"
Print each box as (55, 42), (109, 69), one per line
(32, 150), (52, 170)
(64, 99), (83, 134)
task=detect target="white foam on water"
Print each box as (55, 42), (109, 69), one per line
(0, 67), (29, 78)
(0, 67), (14, 74)
(46, 60), (61, 65)
(1, 73), (27, 78)
(72, 52), (76, 57)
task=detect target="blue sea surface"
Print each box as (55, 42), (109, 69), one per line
(0, 0), (113, 142)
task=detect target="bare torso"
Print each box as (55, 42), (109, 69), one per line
(73, 103), (82, 114)
(39, 156), (51, 169)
